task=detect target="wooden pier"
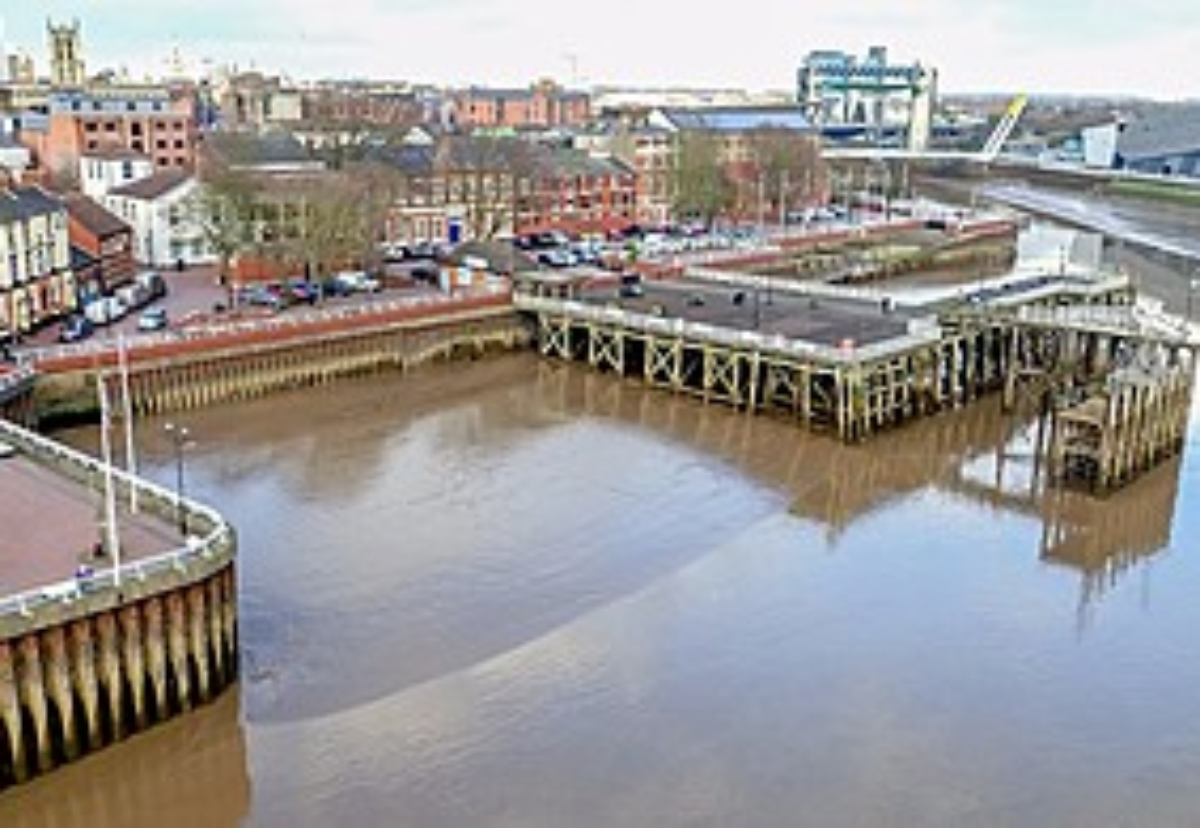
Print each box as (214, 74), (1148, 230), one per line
(517, 265), (1196, 492)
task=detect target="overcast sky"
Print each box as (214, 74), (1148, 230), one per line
(2, 1), (1197, 99)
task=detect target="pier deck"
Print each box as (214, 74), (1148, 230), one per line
(579, 277), (915, 348)
(0, 450), (179, 594)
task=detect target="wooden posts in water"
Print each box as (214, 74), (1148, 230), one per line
(523, 282), (1194, 493)
(531, 302), (1013, 443)
(1050, 360), (1194, 493)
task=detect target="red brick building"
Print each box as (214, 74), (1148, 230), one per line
(64, 193), (135, 301)
(453, 80), (591, 130)
(20, 86), (197, 187)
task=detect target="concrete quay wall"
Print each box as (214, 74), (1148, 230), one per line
(28, 291), (529, 425)
(0, 419), (238, 789)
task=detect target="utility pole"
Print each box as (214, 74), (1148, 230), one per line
(97, 375), (122, 586)
(756, 172), (765, 238)
(778, 169), (789, 229)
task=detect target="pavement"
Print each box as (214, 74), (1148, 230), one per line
(0, 450), (183, 597)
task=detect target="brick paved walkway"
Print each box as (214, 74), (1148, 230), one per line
(0, 452), (182, 595)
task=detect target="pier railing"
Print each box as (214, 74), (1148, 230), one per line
(516, 294), (943, 365)
(0, 418), (235, 628)
(17, 282), (513, 367)
(1014, 296), (1196, 346)
(0, 363), (36, 401)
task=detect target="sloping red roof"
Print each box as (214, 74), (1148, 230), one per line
(65, 193), (129, 238)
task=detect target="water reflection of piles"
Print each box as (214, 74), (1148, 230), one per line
(0, 689), (248, 827)
(535, 360), (1182, 602)
(1039, 456), (1181, 606)
(535, 361), (1028, 534)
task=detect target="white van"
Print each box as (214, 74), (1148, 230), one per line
(83, 295), (129, 326)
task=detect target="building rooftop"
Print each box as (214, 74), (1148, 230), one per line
(108, 168), (191, 201)
(65, 193), (130, 237)
(0, 186), (62, 224)
(1118, 104), (1200, 162)
(653, 106), (814, 133)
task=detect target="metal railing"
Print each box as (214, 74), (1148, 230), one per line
(0, 362), (36, 399)
(516, 294), (943, 365)
(0, 418), (235, 624)
(18, 283), (514, 366)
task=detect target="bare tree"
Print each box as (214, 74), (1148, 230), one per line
(671, 131), (736, 227)
(745, 128), (827, 219)
(194, 160), (259, 295)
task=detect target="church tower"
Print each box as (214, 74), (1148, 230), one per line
(47, 18), (86, 87)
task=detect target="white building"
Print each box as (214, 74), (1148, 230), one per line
(0, 132), (31, 183)
(78, 148), (155, 200)
(0, 186), (76, 336)
(104, 170), (214, 268)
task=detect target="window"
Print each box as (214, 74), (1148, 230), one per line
(121, 160), (134, 180)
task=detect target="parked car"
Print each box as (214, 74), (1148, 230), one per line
(237, 285), (284, 310)
(285, 278), (320, 305)
(537, 248), (575, 268)
(135, 270), (168, 299)
(334, 270), (381, 293)
(116, 281), (152, 311)
(83, 295), (128, 326)
(319, 274), (353, 297)
(59, 314), (95, 342)
(137, 306), (169, 331)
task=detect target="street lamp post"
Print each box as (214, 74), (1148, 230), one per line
(164, 422), (190, 537)
(1188, 275), (1200, 320)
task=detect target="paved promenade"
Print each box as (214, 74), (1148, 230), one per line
(0, 450), (181, 596)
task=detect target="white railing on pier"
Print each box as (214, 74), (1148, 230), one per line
(1016, 296), (1196, 345)
(0, 418), (235, 624)
(516, 294), (944, 365)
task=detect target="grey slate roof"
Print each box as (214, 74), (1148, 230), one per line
(0, 186), (63, 225)
(1117, 104), (1200, 161)
(656, 106), (813, 133)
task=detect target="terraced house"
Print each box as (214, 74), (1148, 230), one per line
(0, 185), (76, 339)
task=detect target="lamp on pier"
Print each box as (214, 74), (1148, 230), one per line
(164, 422), (191, 537)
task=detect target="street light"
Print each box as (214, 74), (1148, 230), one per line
(164, 422), (190, 537)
